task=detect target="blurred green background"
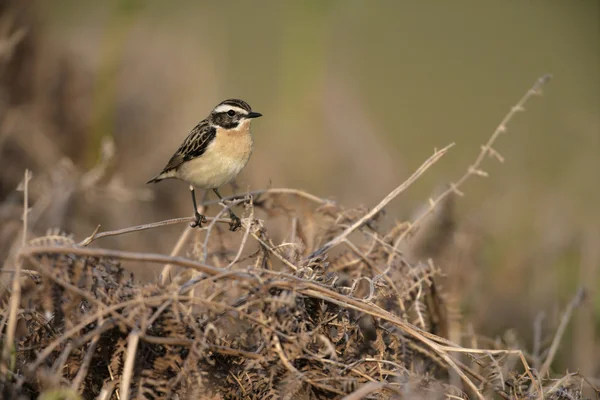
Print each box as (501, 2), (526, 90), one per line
(1, 0), (598, 377)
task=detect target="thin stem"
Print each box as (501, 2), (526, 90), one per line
(2, 169), (31, 366)
(538, 288), (585, 378)
(119, 330), (140, 400)
(308, 143), (454, 259)
(386, 74), (552, 268)
(78, 216), (231, 247)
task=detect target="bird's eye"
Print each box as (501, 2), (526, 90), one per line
(227, 110), (235, 117)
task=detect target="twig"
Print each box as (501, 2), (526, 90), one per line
(119, 330), (140, 400)
(532, 311), (546, 369)
(226, 199), (255, 269)
(341, 382), (385, 400)
(78, 216), (231, 247)
(96, 381), (117, 400)
(538, 287), (585, 378)
(200, 195), (249, 263)
(272, 333), (302, 377)
(21, 246), (224, 276)
(2, 169), (31, 366)
(160, 225), (194, 285)
(201, 205), (232, 263)
(21, 171), (31, 248)
(440, 345), (542, 397)
(161, 192), (206, 284)
(0, 268), (39, 277)
(71, 334), (101, 392)
(386, 74), (553, 268)
(250, 230), (299, 270)
(51, 342), (73, 381)
(486, 352), (506, 391)
(307, 143), (454, 259)
(544, 372), (578, 396)
(218, 187), (328, 207)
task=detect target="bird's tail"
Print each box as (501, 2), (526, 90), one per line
(146, 173), (166, 184)
(146, 169), (176, 184)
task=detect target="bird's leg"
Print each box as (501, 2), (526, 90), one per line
(214, 188), (241, 231)
(189, 185), (207, 228)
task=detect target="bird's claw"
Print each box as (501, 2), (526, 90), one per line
(229, 215), (242, 232)
(190, 213), (207, 228)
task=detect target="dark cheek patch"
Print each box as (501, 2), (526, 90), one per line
(221, 121), (238, 129)
(214, 114), (225, 126)
(214, 113), (238, 129)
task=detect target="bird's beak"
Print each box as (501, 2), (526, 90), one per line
(246, 112), (262, 119)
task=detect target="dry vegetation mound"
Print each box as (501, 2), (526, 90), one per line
(0, 2), (597, 399)
(1, 74), (597, 399)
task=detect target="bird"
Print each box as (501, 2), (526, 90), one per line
(147, 98), (262, 231)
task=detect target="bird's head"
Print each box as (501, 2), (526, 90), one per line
(209, 98), (262, 129)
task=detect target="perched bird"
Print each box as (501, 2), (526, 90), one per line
(147, 99), (262, 231)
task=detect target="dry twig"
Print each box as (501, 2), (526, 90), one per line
(386, 74), (553, 268)
(308, 143), (454, 259)
(2, 169), (31, 367)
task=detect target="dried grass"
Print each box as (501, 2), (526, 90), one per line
(0, 3), (597, 399)
(1, 73), (596, 399)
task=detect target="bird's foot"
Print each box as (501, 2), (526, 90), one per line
(228, 214), (242, 232)
(190, 212), (208, 228)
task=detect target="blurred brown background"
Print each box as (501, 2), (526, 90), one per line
(0, 0), (598, 377)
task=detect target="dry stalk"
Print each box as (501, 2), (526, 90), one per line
(340, 382), (385, 400)
(21, 246), (225, 277)
(250, 230), (299, 271)
(78, 216), (232, 247)
(386, 74), (553, 268)
(308, 143), (454, 259)
(218, 187), (329, 206)
(119, 330), (140, 400)
(71, 333), (101, 392)
(2, 169), (31, 366)
(96, 381), (117, 400)
(201, 204), (233, 263)
(538, 287), (585, 378)
(226, 197), (255, 268)
(161, 193), (208, 284)
(160, 224), (194, 285)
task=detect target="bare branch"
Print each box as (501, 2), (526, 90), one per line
(2, 169), (31, 366)
(386, 74), (552, 268)
(308, 143), (454, 259)
(78, 216), (231, 247)
(119, 330), (140, 400)
(538, 287), (585, 378)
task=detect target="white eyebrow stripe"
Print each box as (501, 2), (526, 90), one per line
(213, 105), (248, 114)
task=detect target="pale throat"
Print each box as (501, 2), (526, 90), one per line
(213, 118), (254, 162)
(227, 118), (252, 136)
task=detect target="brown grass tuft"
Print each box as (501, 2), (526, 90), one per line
(1, 74), (596, 400)
(0, 3), (596, 398)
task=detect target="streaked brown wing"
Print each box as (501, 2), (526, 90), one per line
(160, 120), (217, 173)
